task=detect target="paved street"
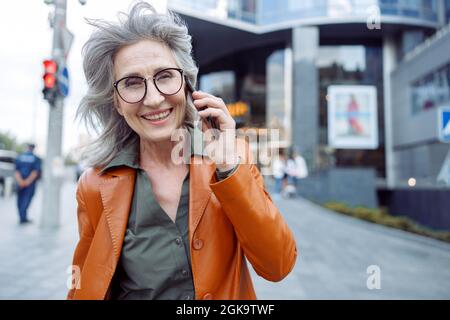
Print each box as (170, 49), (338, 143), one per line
(0, 178), (449, 299)
(251, 196), (450, 299)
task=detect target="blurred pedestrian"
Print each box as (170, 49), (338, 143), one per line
(272, 152), (286, 196)
(284, 153), (297, 198)
(68, 2), (296, 300)
(283, 151), (308, 198)
(284, 161), (295, 197)
(293, 151), (308, 180)
(14, 143), (41, 224)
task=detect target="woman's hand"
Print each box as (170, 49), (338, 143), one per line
(192, 91), (238, 172)
(192, 91), (235, 131)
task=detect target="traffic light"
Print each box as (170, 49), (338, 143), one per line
(42, 59), (58, 104)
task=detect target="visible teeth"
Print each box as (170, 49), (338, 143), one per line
(143, 109), (171, 121)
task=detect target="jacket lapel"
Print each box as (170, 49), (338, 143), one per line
(98, 167), (136, 261)
(189, 156), (215, 242)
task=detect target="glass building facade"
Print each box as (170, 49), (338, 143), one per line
(170, 0), (441, 26)
(169, 0), (450, 185)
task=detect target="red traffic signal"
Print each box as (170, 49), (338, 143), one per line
(43, 59), (57, 89)
(42, 59), (58, 104)
(43, 59), (57, 73)
(44, 73), (56, 88)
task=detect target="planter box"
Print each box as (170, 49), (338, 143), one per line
(378, 188), (450, 231)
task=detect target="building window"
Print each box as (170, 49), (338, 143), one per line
(199, 70), (236, 103)
(411, 63), (450, 114)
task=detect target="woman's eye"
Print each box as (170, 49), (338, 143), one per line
(124, 78), (142, 87)
(156, 72), (173, 80)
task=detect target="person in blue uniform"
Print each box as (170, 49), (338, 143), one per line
(14, 143), (41, 224)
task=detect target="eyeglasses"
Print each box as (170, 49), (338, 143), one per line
(113, 68), (184, 104)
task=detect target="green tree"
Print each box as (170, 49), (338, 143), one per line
(0, 131), (26, 153)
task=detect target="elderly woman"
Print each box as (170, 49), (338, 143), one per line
(68, 2), (297, 300)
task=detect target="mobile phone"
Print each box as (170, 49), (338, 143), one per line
(185, 78), (220, 132)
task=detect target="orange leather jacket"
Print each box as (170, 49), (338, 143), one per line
(67, 140), (297, 300)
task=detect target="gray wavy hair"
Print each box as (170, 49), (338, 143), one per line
(77, 1), (198, 168)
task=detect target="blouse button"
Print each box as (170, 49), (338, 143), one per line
(193, 239), (204, 250)
(203, 293), (213, 300)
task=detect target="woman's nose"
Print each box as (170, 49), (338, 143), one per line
(142, 79), (164, 107)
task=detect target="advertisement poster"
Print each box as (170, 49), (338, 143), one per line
(327, 85), (378, 149)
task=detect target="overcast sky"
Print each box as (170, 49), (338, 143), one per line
(0, 0), (166, 157)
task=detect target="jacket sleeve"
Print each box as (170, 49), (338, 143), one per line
(67, 173), (95, 299)
(210, 140), (298, 282)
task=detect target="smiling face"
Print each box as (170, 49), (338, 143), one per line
(113, 39), (187, 143)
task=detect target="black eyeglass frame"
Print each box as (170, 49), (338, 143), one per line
(113, 67), (185, 104)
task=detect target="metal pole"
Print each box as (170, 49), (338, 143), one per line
(40, 0), (66, 229)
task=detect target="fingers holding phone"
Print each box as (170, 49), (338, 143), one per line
(191, 91), (236, 132)
(184, 81), (238, 168)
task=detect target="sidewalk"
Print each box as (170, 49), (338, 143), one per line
(1, 179), (450, 299)
(0, 181), (78, 299)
